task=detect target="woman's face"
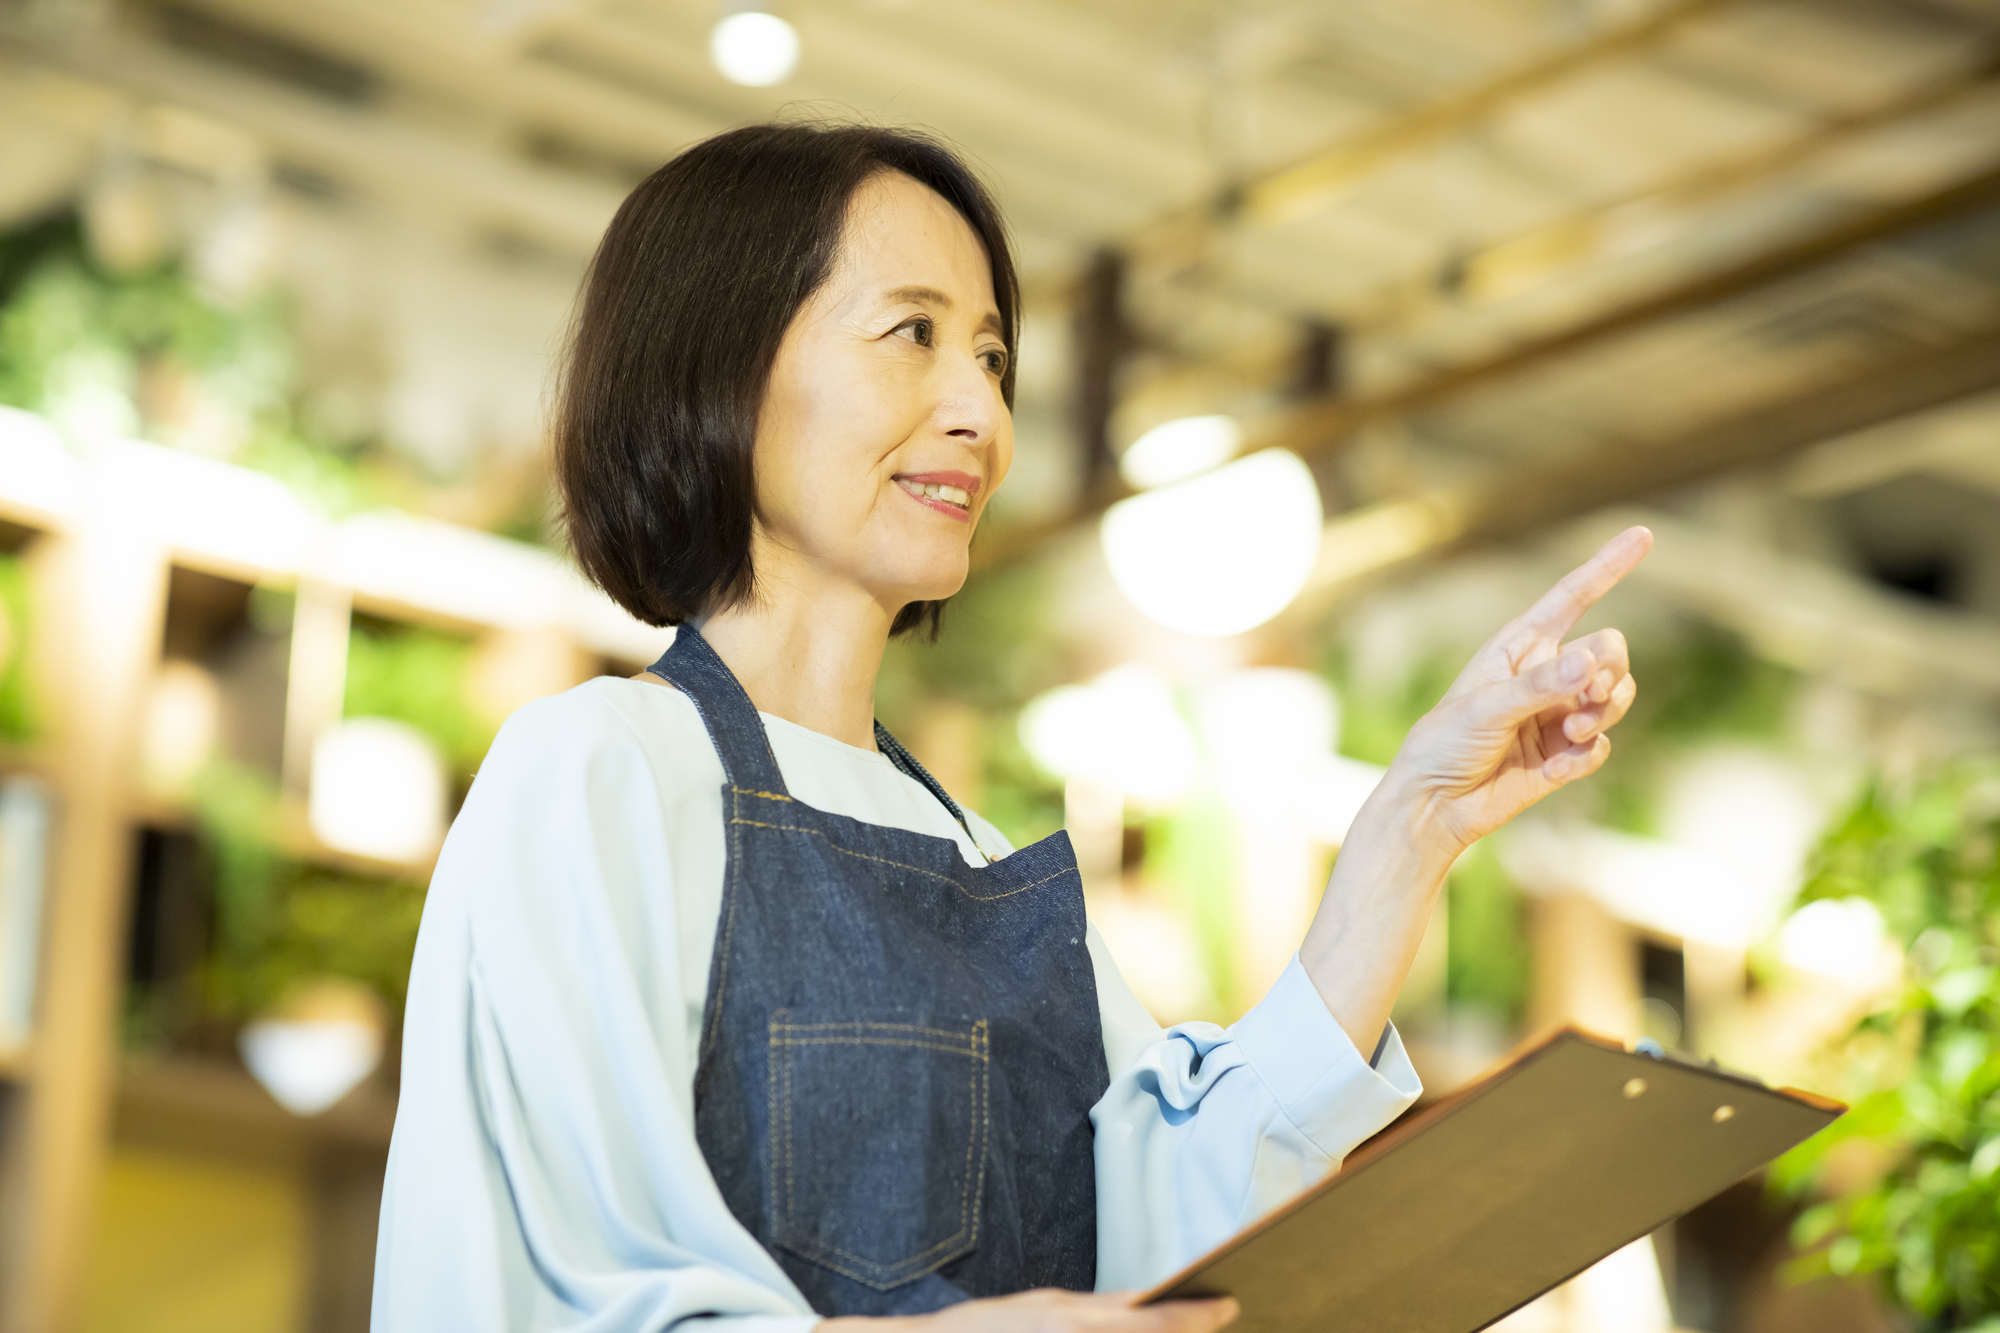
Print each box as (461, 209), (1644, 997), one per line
(751, 170), (1012, 617)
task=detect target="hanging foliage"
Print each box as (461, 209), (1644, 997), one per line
(1773, 763), (2000, 1329)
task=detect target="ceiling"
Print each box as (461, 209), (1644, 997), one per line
(3, 0), (1999, 674)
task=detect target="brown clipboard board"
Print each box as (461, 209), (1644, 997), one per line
(1137, 1027), (1844, 1333)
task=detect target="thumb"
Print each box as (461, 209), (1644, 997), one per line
(1494, 644), (1593, 726)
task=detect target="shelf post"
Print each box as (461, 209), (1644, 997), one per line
(4, 488), (168, 1333)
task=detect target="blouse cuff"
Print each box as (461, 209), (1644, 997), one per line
(1230, 953), (1423, 1161)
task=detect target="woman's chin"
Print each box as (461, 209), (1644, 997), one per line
(874, 566), (967, 611)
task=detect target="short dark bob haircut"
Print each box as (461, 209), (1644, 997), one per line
(553, 122), (1019, 640)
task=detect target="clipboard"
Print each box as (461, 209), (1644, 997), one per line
(1138, 1027), (1844, 1333)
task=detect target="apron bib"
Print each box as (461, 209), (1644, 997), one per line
(650, 628), (1109, 1314)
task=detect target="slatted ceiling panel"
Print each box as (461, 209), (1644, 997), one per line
(588, 8), (1144, 192)
(1246, 210), (1462, 313)
(802, 0), (1211, 138)
(168, 0), (717, 162)
(1228, 87), (1376, 180)
(3, 0), (1994, 548)
(1672, 0), (1991, 114)
(641, 1), (1213, 182)
(1124, 296), (1303, 390)
(1302, 0), (1556, 93)
(1354, 137), (2000, 385)
(544, 16), (1210, 252)
(1346, 149), (1581, 251)
(1411, 246), (2000, 464)
(1815, 94), (2000, 203)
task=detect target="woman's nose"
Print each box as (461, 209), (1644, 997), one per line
(937, 351), (1003, 442)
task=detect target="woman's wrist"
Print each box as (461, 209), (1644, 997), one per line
(1353, 758), (1466, 885)
(1298, 762), (1461, 1053)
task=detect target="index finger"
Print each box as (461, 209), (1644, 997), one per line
(1516, 525), (1653, 639)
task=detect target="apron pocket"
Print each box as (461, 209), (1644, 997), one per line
(767, 1012), (991, 1290)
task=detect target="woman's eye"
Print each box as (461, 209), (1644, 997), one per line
(981, 350), (1008, 375)
(898, 317), (933, 346)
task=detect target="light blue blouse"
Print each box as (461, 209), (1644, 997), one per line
(373, 677), (1421, 1331)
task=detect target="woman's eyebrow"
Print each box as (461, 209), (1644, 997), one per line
(881, 285), (1003, 336)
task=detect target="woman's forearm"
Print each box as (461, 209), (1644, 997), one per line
(1296, 763), (1461, 1058)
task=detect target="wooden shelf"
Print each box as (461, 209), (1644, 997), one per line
(130, 792), (438, 883)
(1, 412), (630, 1323)
(115, 1054), (396, 1167)
(277, 801), (438, 883)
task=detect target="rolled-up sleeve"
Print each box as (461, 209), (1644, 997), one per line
(1090, 949), (1422, 1291)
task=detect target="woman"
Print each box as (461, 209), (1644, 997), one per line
(373, 123), (1648, 1333)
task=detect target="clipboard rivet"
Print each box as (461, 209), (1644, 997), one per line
(1713, 1105), (1735, 1123)
(1623, 1078), (1648, 1099)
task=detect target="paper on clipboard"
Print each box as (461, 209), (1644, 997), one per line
(1138, 1028), (1843, 1333)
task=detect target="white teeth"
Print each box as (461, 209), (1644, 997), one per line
(897, 478), (970, 509)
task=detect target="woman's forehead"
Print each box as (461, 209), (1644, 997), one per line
(833, 172), (997, 311)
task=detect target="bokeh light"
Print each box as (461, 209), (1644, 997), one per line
(1100, 449), (1323, 637)
(709, 12), (800, 87)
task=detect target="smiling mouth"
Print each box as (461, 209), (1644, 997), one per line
(895, 477), (971, 512)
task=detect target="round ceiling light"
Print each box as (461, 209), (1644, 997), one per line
(1100, 448), (1323, 637)
(710, 12), (800, 87)
(1119, 414), (1240, 490)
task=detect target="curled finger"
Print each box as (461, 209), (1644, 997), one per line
(1543, 732), (1611, 783)
(1565, 628), (1628, 703)
(1558, 672), (1638, 743)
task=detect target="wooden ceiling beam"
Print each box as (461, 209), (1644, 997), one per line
(1267, 157), (2000, 465)
(975, 155), (2000, 569)
(1285, 326), (2000, 626)
(1128, 0), (1738, 263)
(1353, 55), (2000, 329)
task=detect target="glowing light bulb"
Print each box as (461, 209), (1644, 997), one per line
(710, 12), (800, 87)
(1100, 448), (1322, 637)
(1119, 414), (1240, 490)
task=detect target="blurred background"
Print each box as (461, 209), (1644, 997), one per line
(0, 0), (1997, 1329)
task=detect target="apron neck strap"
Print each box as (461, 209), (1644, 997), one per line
(645, 626), (789, 795)
(873, 720), (974, 842)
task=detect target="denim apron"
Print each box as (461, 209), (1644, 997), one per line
(648, 628), (1109, 1315)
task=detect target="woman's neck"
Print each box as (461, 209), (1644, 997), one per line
(688, 561), (896, 753)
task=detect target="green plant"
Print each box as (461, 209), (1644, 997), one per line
(0, 215), (291, 435)
(1774, 763), (2000, 1330)
(1445, 838), (1531, 1023)
(0, 213), (382, 523)
(343, 621), (494, 781)
(0, 553), (34, 742)
(175, 757), (425, 1028)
